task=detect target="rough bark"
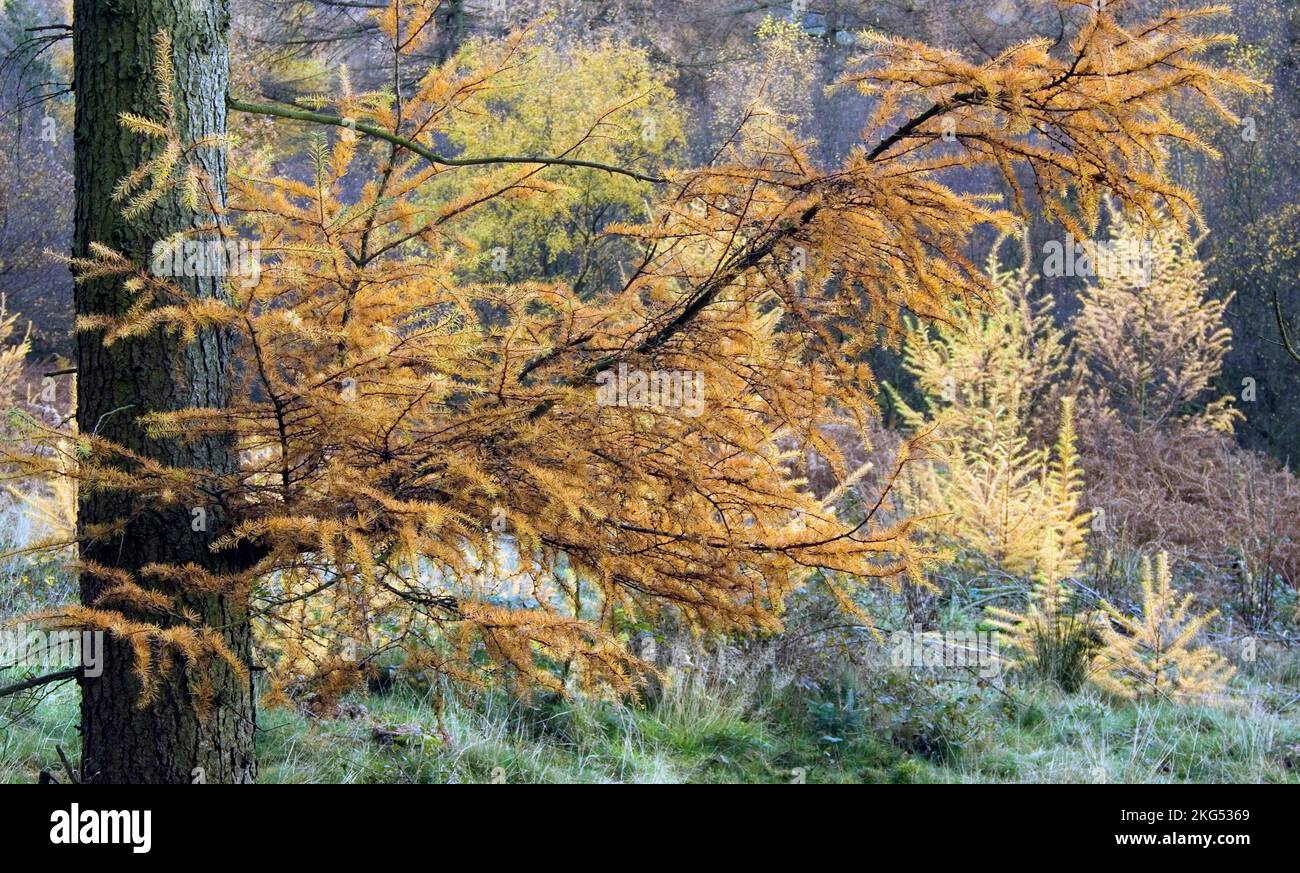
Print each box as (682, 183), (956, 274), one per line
(73, 0), (253, 784)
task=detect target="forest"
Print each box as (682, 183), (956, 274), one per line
(0, 0), (1297, 802)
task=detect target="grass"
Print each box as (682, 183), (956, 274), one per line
(5, 644), (1298, 783)
(4, 548), (1298, 784)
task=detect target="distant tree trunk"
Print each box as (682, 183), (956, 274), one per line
(73, 0), (253, 783)
(432, 0), (465, 64)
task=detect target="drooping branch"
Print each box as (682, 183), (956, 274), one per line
(525, 205), (819, 421)
(226, 95), (669, 184)
(866, 97), (965, 160)
(48, 1), (1265, 703)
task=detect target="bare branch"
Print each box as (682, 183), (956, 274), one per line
(0, 667), (79, 699)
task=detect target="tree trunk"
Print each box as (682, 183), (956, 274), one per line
(432, 0), (465, 64)
(73, 0), (253, 783)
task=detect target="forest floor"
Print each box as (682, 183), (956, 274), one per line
(5, 538), (1299, 784)
(4, 642), (1299, 784)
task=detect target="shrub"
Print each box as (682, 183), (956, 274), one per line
(1085, 419), (1300, 627)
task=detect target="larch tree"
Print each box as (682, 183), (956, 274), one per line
(1071, 203), (1239, 433)
(1093, 550), (1234, 701)
(887, 236), (1072, 575)
(15, 0), (1263, 781)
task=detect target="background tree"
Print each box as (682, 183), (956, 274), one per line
(888, 238), (1074, 574)
(1071, 205), (1238, 433)
(1093, 550), (1234, 701)
(431, 37), (685, 291)
(0, 295), (29, 408)
(983, 399), (1098, 693)
(0, 0), (73, 356)
(1169, 8), (1300, 463)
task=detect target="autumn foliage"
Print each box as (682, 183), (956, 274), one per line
(3, 0), (1267, 708)
(1093, 551), (1235, 700)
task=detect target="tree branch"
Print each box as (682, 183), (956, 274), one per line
(0, 667), (79, 699)
(1272, 284), (1300, 366)
(524, 96), (966, 407)
(867, 95), (975, 160)
(525, 201), (822, 421)
(226, 95), (668, 184)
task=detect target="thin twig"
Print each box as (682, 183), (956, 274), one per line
(56, 745), (82, 784)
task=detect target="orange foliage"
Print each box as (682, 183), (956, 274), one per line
(11, 0), (1265, 700)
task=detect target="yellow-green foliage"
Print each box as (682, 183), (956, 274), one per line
(981, 399), (1097, 690)
(740, 15), (823, 125)
(436, 37), (684, 289)
(890, 240), (1082, 576)
(0, 296), (76, 549)
(895, 244), (1100, 690)
(1072, 204), (1238, 433)
(1044, 397), (1087, 577)
(1093, 552), (1234, 701)
(984, 527), (1100, 692)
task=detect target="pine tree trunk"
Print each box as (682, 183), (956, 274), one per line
(73, 0), (253, 784)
